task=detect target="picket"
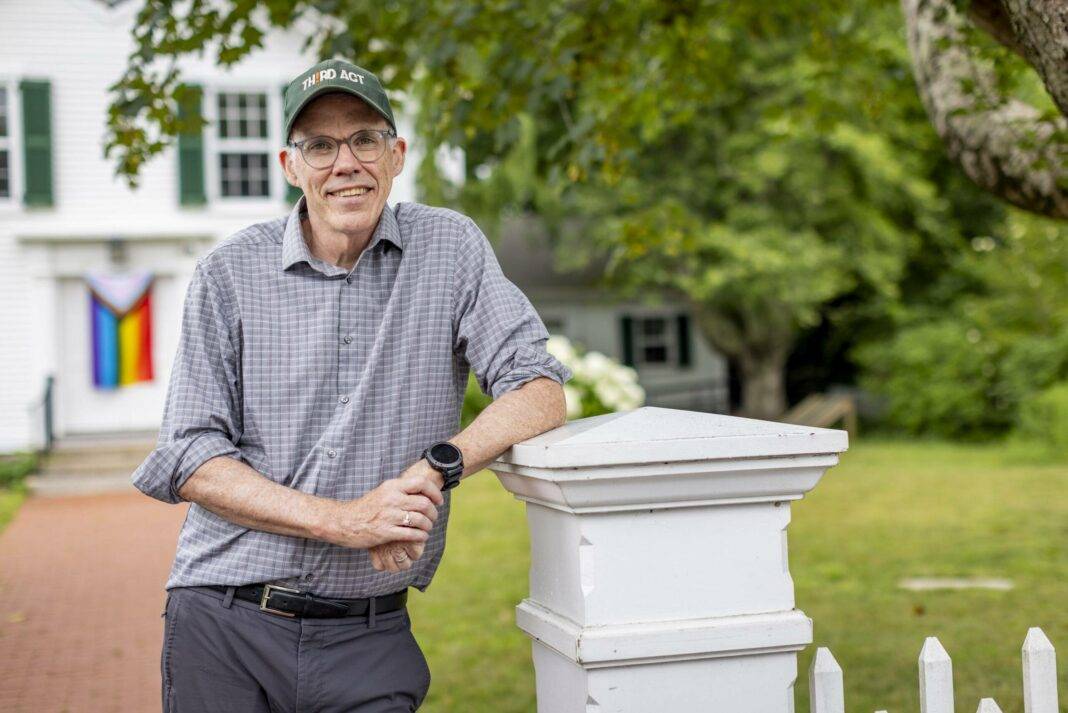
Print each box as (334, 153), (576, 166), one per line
(810, 648), (845, 713)
(1023, 627), (1058, 713)
(810, 629), (1059, 713)
(919, 637), (954, 713)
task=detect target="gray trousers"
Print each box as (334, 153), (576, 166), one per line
(160, 585), (432, 712)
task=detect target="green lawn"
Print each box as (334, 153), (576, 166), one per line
(0, 485), (26, 534)
(0, 451), (36, 535)
(408, 439), (1068, 713)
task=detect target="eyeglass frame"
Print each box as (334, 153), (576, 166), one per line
(286, 128), (399, 168)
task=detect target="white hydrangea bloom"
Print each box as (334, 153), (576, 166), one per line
(593, 380), (626, 410)
(541, 332), (645, 415)
(546, 335), (577, 365)
(619, 381), (646, 410)
(581, 351), (616, 381)
(562, 384), (583, 419)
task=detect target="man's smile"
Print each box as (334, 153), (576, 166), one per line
(328, 186), (374, 201)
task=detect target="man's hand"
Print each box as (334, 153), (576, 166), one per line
(368, 459), (445, 572)
(323, 467), (443, 550)
(370, 540), (426, 573)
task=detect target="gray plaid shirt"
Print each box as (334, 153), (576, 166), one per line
(132, 197), (572, 597)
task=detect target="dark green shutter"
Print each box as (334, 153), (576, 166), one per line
(282, 84), (302, 205)
(620, 315), (635, 367)
(676, 313), (692, 367)
(177, 84), (206, 206)
(20, 80), (53, 207)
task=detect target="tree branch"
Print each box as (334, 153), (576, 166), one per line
(965, 0), (1028, 59)
(902, 0), (1068, 219)
(999, 0), (1068, 118)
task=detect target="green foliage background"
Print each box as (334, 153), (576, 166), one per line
(856, 212), (1068, 440)
(104, 0), (1065, 433)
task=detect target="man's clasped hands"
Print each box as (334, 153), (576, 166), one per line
(322, 458), (447, 574)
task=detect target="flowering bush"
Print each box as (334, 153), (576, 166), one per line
(546, 336), (645, 419)
(460, 335), (645, 427)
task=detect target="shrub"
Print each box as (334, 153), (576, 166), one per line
(995, 333), (1068, 417)
(460, 371), (494, 428)
(1014, 381), (1068, 458)
(0, 452), (39, 489)
(853, 321), (1008, 439)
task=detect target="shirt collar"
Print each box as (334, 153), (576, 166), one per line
(281, 194), (405, 274)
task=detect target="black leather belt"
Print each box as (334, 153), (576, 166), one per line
(208, 583), (407, 619)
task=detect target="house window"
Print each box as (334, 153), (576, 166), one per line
(0, 86), (10, 199)
(635, 316), (672, 365)
(215, 92), (270, 198)
(621, 313), (692, 368)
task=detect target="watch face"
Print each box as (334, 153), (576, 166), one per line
(429, 442), (461, 467)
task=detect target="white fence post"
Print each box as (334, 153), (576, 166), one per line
(810, 648), (845, 713)
(977, 699), (1004, 713)
(491, 406), (848, 713)
(919, 636), (954, 713)
(1023, 627), (1058, 713)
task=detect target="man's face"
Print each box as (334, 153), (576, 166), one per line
(279, 92), (406, 239)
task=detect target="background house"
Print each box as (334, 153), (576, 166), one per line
(0, 0), (728, 455)
(493, 223), (729, 414)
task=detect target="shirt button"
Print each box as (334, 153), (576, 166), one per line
(343, 335), (353, 344)
(327, 449), (337, 458)
(345, 276), (352, 284)
(303, 573), (314, 581)
(339, 395), (349, 404)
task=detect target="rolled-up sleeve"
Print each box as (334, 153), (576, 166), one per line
(452, 219), (573, 400)
(131, 261), (243, 504)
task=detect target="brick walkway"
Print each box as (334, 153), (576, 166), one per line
(0, 491), (187, 712)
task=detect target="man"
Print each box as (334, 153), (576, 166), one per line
(132, 58), (572, 712)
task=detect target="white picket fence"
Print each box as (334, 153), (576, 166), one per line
(810, 627), (1059, 713)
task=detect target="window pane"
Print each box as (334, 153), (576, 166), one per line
(216, 92), (268, 139)
(0, 88), (7, 137)
(635, 316), (671, 366)
(0, 150), (8, 198)
(220, 152), (269, 197)
(256, 95), (268, 138)
(217, 93), (231, 139)
(643, 345), (668, 363)
(642, 318), (665, 336)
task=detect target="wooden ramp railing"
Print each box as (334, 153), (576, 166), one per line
(783, 392), (858, 435)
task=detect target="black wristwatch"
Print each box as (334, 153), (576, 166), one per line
(422, 441), (464, 491)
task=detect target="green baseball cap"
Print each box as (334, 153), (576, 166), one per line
(283, 59), (396, 142)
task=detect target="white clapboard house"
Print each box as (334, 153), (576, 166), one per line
(0, 0), (728, 456)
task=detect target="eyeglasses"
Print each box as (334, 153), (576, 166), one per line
(287, 128), (397, 169)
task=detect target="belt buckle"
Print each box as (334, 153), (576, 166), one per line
(260, 584), (301, 617)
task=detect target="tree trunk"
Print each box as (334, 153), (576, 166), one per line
(688, 302), (793, 421)
(737, 351), (789, 421)
(901, 0), (1068, 219)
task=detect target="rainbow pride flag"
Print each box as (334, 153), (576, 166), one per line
(86, 271), (154, 389)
